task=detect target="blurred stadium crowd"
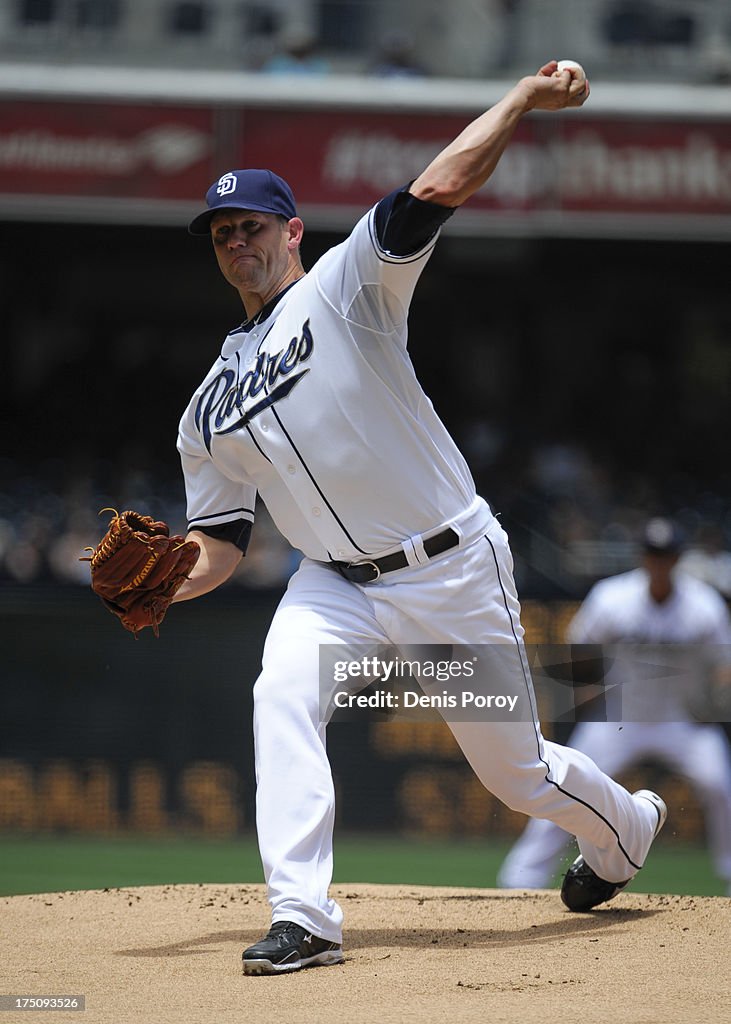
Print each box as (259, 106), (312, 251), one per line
(2, 232), (730, 599)
(2, 447), (730, 598)
(1, 1), (730, 600)
(2, 0), (731, 83)
(0, 457), (300, 590)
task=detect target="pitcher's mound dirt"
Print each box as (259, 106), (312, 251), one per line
(3, 883), (729, 1024)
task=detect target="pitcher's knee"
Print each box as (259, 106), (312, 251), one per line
(253, 672), (326, 753)
(488, 769), (555, 817)
(254, 670), (287, 711)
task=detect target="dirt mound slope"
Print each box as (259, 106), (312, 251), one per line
(3, 883), (729, 1024)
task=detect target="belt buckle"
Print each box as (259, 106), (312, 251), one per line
(358, 561), (381, 583)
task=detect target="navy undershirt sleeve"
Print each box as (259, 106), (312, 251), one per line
(374, 184), (456, 257)
(196, 520), (252, 554)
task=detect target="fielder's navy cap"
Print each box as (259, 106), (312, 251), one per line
(188, 169), (297, 235)
(642, 517), (685, 554)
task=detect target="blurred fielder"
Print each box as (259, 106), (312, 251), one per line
(499, 518), (731, 894)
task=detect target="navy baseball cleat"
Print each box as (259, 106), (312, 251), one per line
(561, 790), (667, 912)
(242, 921), (344, 975)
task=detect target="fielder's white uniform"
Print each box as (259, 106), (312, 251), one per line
(498, 568), (731, 892)
(178, 193), (660, 942)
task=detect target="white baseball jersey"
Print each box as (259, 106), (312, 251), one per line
(178, 204), (487, 564)
(567, 567), (731, 722)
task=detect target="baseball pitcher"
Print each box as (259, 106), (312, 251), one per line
(105, 61), (667, 974)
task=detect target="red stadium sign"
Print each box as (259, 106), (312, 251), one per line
(1, 97), (730, 236)
(237, 110), (731, 218)
(0, 101), (214, 199)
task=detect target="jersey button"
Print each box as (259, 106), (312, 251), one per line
(312, 507), (321, 517)
(287, 465), (296, 474)
(261, 424), (269, 432)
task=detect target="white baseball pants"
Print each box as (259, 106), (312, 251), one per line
(252, 515), (661, 942)
(498, 718), (731, 890)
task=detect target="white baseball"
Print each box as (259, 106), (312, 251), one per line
(557, 59), (586, 79)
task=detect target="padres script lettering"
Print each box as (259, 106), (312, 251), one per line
(195, 319), (314, 451)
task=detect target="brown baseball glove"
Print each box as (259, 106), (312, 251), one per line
(82, 509), (200, 637)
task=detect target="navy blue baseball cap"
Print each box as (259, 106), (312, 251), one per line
(188, 169), (297, 235)
(642, 517), (685, 554)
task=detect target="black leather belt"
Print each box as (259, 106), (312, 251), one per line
(332, 527), (459, 584)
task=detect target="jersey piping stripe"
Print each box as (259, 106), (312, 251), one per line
(483, 532), (643, 873)
(189, 507), (255, 524)
(246, 423), (272, 462)
(269, 403), (370, 554)
(367, 213), (440, 266)
(251, 299), (371, 555)
(221, 306), (282, 361)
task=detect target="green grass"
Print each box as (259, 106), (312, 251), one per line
(0, 833), (726, 898)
